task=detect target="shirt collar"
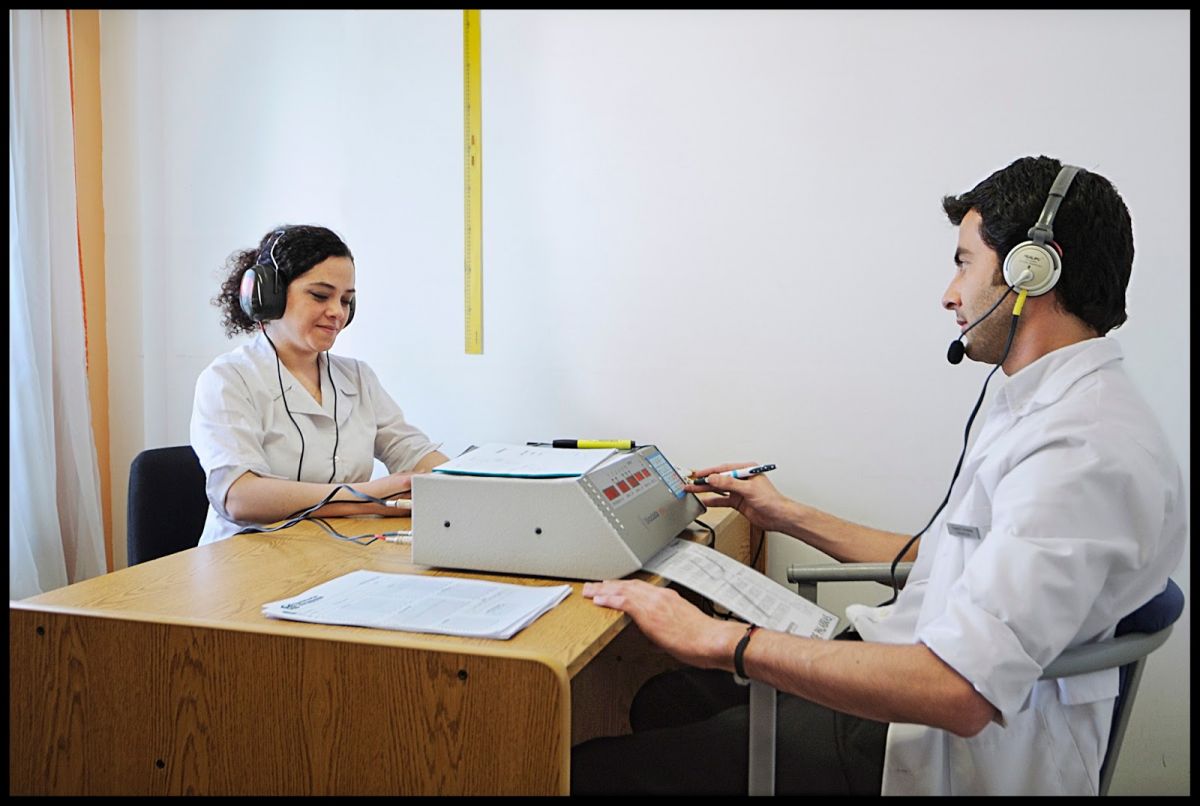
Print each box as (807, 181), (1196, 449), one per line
(250, 330), (358, 402)
(325, 353), (358, 397)
(994, 336), (1123, 418)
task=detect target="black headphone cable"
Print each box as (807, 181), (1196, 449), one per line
(880, 289), (1029, 606)
(262, 324), (306, 482)
(326, 351), (339, 483)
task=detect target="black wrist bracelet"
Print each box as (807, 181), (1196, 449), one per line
(733, 624), (759, 685)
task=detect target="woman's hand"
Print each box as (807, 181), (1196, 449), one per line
(364, 471), (415, 504)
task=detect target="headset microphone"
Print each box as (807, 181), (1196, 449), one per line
(945, 278), (1024, 365)
(947, 338), (966, 366)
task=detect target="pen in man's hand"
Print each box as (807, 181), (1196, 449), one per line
(693, 463), (776, 483)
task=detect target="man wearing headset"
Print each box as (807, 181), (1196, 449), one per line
(571, 156), (1186, 795)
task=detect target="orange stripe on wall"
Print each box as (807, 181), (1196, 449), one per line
(66, 13), (91, 365)
(67, 9), (113, 572)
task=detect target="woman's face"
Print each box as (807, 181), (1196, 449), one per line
(276, 256), (356, 354)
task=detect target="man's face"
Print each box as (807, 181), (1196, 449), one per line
(942, 210), (1013, 365)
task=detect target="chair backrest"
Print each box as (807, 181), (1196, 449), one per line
(127, 445), (210, 565)
(1093, 578), (1185, 795)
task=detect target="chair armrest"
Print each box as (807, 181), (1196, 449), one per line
(1040, 625), (1175, 680)
(786, 562), (914, 586)
(786, 563), (914, 602)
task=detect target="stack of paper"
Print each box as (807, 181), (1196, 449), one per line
(262, 569), (571, 640)
(643, 538), (839, 640)
(430, 442), (614, 478)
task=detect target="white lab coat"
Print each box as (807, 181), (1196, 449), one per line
(848, 337), (1186, 795)
(190, 333), (439, 544)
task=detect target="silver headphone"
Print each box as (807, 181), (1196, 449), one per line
(1001, 164), (1083, 296)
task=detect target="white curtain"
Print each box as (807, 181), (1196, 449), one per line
(9, 9), (106, 599)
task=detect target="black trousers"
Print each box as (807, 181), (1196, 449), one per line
(570, 631), (887, 795)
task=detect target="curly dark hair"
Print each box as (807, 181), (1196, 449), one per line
(941, 156), (1134, 335)
(214, 224), (355, 338)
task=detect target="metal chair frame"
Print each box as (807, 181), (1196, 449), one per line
(741, 562), (1181, 796)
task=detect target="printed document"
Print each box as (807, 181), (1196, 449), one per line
(644, 538), (839, 639)
(262, 569), (571, 640)
(430, 442), (614, 478)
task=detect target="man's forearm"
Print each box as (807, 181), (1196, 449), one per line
(735, 629), (997, 737)
(781, 502), (919, 564)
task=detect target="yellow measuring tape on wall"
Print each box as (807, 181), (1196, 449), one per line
(463, 10), (483, 354)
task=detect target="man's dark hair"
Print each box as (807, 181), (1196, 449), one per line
(942, 155), (1134, 335)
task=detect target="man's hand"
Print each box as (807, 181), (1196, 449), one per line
(582, 579), (745, 670)
(686, 463), (798, 534)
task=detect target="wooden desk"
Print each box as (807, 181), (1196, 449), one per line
(10, 508), (761, 795)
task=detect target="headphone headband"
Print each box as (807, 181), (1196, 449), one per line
(258, 228), (288, 279)
(1028, 165), (1083, 246)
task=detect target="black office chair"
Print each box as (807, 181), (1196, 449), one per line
(126, 445), (210, 566)
(738, 564), (1186, 795)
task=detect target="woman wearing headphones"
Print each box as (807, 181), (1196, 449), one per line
(190, 224), (448, 545)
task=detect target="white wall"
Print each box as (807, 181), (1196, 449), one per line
(99, 9), (1189, 794)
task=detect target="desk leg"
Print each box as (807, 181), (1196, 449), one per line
(570, 623), (680, 747)
(709, 517), (767, 573)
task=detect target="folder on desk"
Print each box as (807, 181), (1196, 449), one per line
(431, 442), (615, 478)
(262, 570), (571, 640)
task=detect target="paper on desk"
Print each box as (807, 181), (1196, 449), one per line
(261, 569), (571, 640)
(644, 539), (839, 640)
(430, 442), (615, 478)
